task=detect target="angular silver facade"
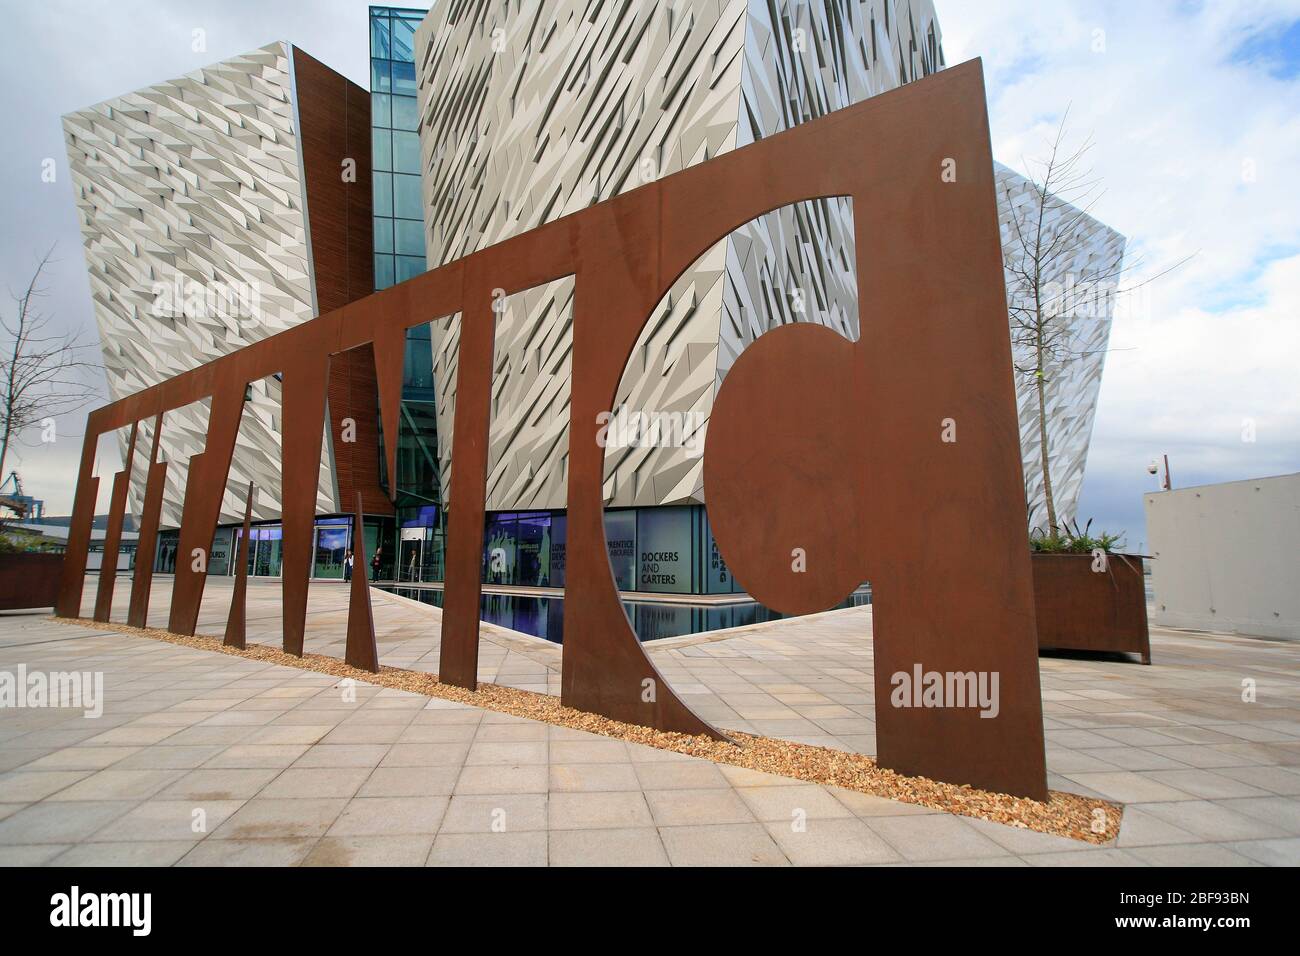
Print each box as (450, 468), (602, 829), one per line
(63, 41), (336, 527)
(998, 163), (1126, 530)
(414, 0), (1122, 526)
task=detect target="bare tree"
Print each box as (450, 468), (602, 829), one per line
(1003, 110), (1187, 535)
(0, 246), (100, 487)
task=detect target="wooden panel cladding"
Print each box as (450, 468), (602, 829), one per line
(292, 46), (390, 514)
(293, 46), (374, 311)
(328, 344), (392, 516)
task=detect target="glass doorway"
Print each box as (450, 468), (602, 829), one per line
(399, 527), (423, 582)
(314, 524), (349, 579)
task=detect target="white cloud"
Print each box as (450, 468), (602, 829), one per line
(937, 0), (1300, 549)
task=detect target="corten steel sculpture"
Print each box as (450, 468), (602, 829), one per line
(223, 483), (255, 650)
(92, 420), (138, 622)
(56, 60), (1047, 798)
(346, 491), (380, 672)
(127, 416), (167, 629)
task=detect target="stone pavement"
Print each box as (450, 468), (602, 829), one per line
(0, 576), (1296, 866)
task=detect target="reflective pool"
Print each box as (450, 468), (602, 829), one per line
(377, 586), (872, 643)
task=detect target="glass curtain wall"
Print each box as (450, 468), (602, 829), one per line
(371, 6), (443, 579)
(370, 6), (427, 290)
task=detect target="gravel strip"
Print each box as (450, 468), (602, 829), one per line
(52, 615), (1122, 843)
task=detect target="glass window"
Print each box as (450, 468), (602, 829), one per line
(391, 94), (419, 131)
(370, 58), (392, 94)
(636, 507), (689, 593)
(392, 130), (420, 174)
(391, 17), (418, 62)
(314, 526), (348, 579)
(393, 173), (422, 219)
(402, 326), (434, 391)
(399, 527), (423, 582)
(253, 525), (283, 577)
(395, 255), (425, 283)
(370, 15), (391, 59)
(372, 171), (392, 216)
(549, 513), (567, 587)
(483, 513), (517, 585)
(516, 512), (550, 587)
(374, 218), (394, 254)
(395, 218), (424, 256)
(209, 527), (234, 576)
(392, 59), (417, 97)
(703, 509), (741, 594)
(371, 92), (391, 129)
(372, 129), (392, 172)
(606, 510), (637, 592)
(374, 254), (395, 289)
(156, 529), (179, 573)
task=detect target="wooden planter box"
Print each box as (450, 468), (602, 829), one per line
(0, 552), (63, 611)
(1031, 552), (1151, 664)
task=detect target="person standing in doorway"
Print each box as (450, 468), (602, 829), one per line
(343, 549), (353, 582)
(371, 546), (382, 581)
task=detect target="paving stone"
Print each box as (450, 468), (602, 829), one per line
(440, 794), (548, 833)
(204, 745), (311, 769)
(359, 766), (460, 797)
(0, 770), (92, 802)
(53, 840), (195, 866)
(292, 745), (392, 768)
(1062, 770), (1198, 803)
(456, 764), (548, 795)
(21, 747), (141, 771)
(735, 785), (854, 823)
(0, 800), (136, 844)
(383, 743), (473, 767)
(549, 763), (641, 792)
(549, 827), (669, 866)
(658, 823), (790, 866)
(865, 815), (1009, 862)
(1217, 795), (1300, 833)
(89, 799), (245, 842)
(260, 767), (371, 799)
(0, 843), (72, 865)
(1126, 843), (1261, 866)
(427, 831), (548, 866)
(304, 835), (433, 866)
(177, 837), (316, 866)
(765, 817), (903, 865)
(1222, 837), (1300, 866)
(159, 768), (280, 800)
(632, 760), (729, 791)
(210, 798), (346, 840)
(644, 788), (754, 827)
(1138, 800), (1288, 842)
(1022, 848), (1148, 866)
(327, 796), (449, 836)
(549, 791), (654, 830)
(46, 768), (184, 802)
(826, 787), (937, 817)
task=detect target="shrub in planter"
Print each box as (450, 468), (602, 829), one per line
(1029, 521), (1151, 664)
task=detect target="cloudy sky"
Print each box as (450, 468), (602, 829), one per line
(1, 0), (1297, 553)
